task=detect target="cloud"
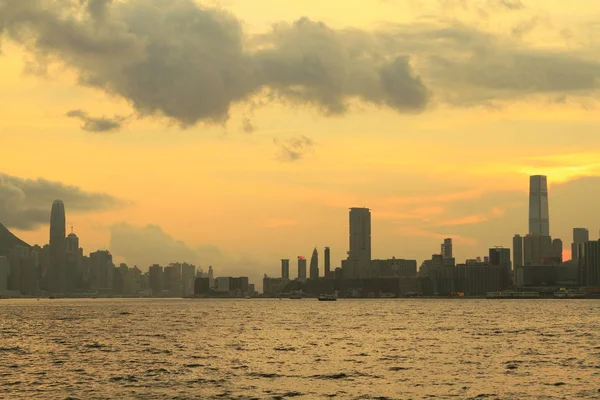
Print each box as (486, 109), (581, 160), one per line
(274, 135), (315, 162)
(66, 109), (126, 132)
(109, 223), (266, 285)
(1, 0), (598, 127)
(0, 0), (429, 127)
(0, 172), (122, 230)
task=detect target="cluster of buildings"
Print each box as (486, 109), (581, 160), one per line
(261, 175), (600, 298)
(2, 174), (599, 299)
(0, 201), (257, 298)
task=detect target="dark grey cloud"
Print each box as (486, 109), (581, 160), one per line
(0, 172), (122, 230)
(274, 136), (315, 162)
(382, 22), (600, 105)
(0, 0), (598, 126)
(66, 109), (126, 132)
(109, 223), (265, 284)
(0, 0), (428, 126)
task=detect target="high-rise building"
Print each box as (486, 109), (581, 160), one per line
(528, 175), (550, 236)
(523, 234), (553, 265)
(297, 256), (307, 281)
(551, 238), (563, 263)
(344, 207), (371, 278)
(89, 250), (113, 293)
(324, 247), (331, 277)
(281, 259), (290, 281)
(571, 228), (589, 262)
(208, 266), (215, 288)
(579, 240), (600, 286)
(65, 230), (81, 294)
(513, 234), (523, 268)
(49, 200), (66, 294)
(309, 248), (319, 279)
(149, 264), (164, 295)
(489, 247), (511, 267)
(441, 238), (453, 259)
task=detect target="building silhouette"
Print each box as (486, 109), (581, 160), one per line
(579, 240), (600, 286)
(309, 248), (319, 279)
(571, 228), (589, 263)
(513, 234), (523, 268)
(343, 207), (371, 278)
(489, 247), (511, 267)
(49, 200), (66, 294)
(297, 256), (307, 281)
(324, 247), (331, 278)
(149, 264), (163, 295)
(441, 238), (453, 259)
(529, 175), (550, 236)
(281, 259), (290, 281)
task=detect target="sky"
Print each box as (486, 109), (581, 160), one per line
(1, 0), (600, 286)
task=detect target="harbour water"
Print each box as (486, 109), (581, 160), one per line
(0, 299), (598, 399)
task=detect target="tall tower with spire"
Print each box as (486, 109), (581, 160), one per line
(49, 200), (66, 294)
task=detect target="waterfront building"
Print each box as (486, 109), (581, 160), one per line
(49, 200), (66, 294)
(512, 234), (523, 268)
(281, 259), (290, 281)
(297, 256), (307, 281)
(309, 248), (319, 279)
(571, 228), (589, 263)
(529, 175), (550, 236)
(343, 208), (371, 278)
(324, 247), (331, 278)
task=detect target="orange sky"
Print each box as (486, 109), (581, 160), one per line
(1, 0), (600, 284)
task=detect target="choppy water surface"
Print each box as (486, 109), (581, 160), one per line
(0, 299), (598, 399)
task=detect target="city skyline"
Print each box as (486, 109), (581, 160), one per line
(2, 0), (600, 285)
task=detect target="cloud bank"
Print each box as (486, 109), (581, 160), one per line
(0, 172), (122, 230)
(66, 109), (126, 132)
(109, 223), (265, 284)
(0, 0), (598, 127)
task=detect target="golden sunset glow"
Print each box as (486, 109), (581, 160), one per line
(2, 0), (600, 284)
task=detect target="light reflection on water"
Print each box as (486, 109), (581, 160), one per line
(0, 298), (598, 399)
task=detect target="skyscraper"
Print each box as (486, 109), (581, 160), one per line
(571, 228), (589, 262)
(513, 234), (523, 268)
(297, 256), (307, 281)
(579, 240), (600, 286)
(528, 175), (550, 236)
(309, 248), (319, 279)
(324, 247), (331, 277)
(344, 207), (371, 278)
(551, 238), (563, 263)
(489, 247), (511, 267)
(281, 259), (290, 281)
(65, 229), (80, 294)
(441, 238), (453, 259)
(49, 200), (66, 294)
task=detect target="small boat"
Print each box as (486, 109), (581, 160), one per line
(289, 294), (302, 299)
(318, 294), (337, 301)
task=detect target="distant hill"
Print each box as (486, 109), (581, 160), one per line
(0, 223), (30, 257)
